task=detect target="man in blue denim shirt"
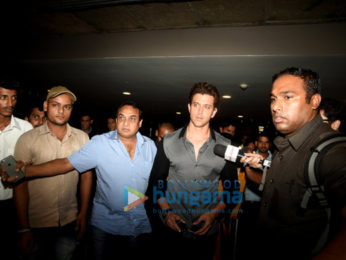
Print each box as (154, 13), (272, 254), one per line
(11, 101), (157, 259)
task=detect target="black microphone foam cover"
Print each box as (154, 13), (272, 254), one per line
(214, 144), (227, 157)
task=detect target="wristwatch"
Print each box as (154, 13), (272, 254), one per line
(161, 208), (174, 219)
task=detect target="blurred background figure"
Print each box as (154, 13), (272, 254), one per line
(155, 122), (175, 145)
(319, 97), (345, 132)
(107, 116), (116, 131)
(25, 104), (46, 128)
(80, 113), (96, 138)
(219, 119), (237, 142)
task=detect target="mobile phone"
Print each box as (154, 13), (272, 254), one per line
(0, 155), (25, 183)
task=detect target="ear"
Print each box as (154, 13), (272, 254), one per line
(219, 126), (223, 133)
(211, 107), (218, 119)
(188, 103), (191, 114)
(43, 101), (48, 112)
(91, 119), (94, 124)
(331, 120), (341, 131)
(310, 93), (321, 110)
(155, 129), (158, 137)
(139, 119), (143, 128)
(255, 141), (258, 147)
(24, 116), (29, 121)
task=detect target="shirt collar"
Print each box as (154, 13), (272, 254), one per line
(112, 130), (145, 146)
(10, 115), (21, 130)
(39, 122), (73, 138)
(178, 124), (216, 141)
(274, 114), (322, 151)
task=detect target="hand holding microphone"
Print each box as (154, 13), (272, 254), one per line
(213, 144), (271, 168)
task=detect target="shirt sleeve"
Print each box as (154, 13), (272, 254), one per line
(219, 161), (239, 209)
(68, 135), (99, 173)
(145, 140), (170, 202)
(320, 143), (346, 207)
(14, 134), (32, 162)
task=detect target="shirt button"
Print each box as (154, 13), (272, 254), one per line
(279, 154), (283, 160)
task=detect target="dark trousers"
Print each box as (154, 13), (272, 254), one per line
(158, 225), (218, 260)
(0, 198), (18, 260)
(236, 200), (261, 260)
(21, 221), (78, 260)
(88, 225), (152, 260)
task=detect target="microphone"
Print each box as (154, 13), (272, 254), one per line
(213, 144), (271, 168)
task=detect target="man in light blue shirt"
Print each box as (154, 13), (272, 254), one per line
(9, 101), (157, 259)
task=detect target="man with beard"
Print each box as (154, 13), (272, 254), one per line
(13, 86), (92, 260)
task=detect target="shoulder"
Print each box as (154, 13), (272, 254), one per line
(163, 128), (182, 144)
(15, 126), (41, 149)
(70, 126), (88, 138)
(13, 117), (33, 133)
(214, 130), (232, 146)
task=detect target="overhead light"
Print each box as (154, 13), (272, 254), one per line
(237, 115), (244, 118)
(176, 112), (181, 115)
(240, 83), (248, 90)
(122, 91), (131, 95)
(222, 95), (232, 99)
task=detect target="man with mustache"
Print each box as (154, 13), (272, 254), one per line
(13, 86), (93, 260)
(242, 67), (346, 259)
(0, 79), (33, 259)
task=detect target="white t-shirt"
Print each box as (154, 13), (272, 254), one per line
(0, 116), (32, 200)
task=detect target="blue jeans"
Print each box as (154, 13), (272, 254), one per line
(28, 221), (77, 260)
(89, 225), (152, 260)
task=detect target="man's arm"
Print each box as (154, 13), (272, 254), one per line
(244, 166), (263, 184)
(146, 140), (170, 204)
(13, 181), (35, 253)
(24, 158), (74, 178)
(75, 170), (93, 239)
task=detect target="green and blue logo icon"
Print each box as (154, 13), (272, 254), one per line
(123, 186), (148, 212)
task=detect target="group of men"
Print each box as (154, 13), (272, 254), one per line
(1, 66), (346, 260)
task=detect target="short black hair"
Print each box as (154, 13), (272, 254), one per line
(256, 131), (271, 142)
(272, 67), (321, 103)
(0, 78), (20, 92)
(220, 119), (237, 129)
(319, 97), (344, 123)
(26, 102), (44, 118)
(188, 82), (220, 108)
(116, 100), (143, 120)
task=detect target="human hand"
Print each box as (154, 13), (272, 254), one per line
(192, 213), (214, 236)
(165, 212), (186, 232)
(75, 214), (87, 240)
(18, 231), (35, 254)
(240, 153), (264, 169)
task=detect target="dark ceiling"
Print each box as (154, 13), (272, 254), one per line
(2, 0), (346, 129)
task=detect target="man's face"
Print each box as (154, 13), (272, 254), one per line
(28, 107), (46, 128)
(223, 125), (236, 136)
(188, 94), (217, 128)
(0, 87), (17, 118)
(116, 105), (142, 139)
(107, 118), (117, 131)
(44, 94), (73, 126)
(256, 136), (270, 154)
(157, 127), (174, 142)
(270, 74), (320, 136)
(80, 115), (92, 131)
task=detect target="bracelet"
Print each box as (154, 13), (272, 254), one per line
(17, 228), (31, 234)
